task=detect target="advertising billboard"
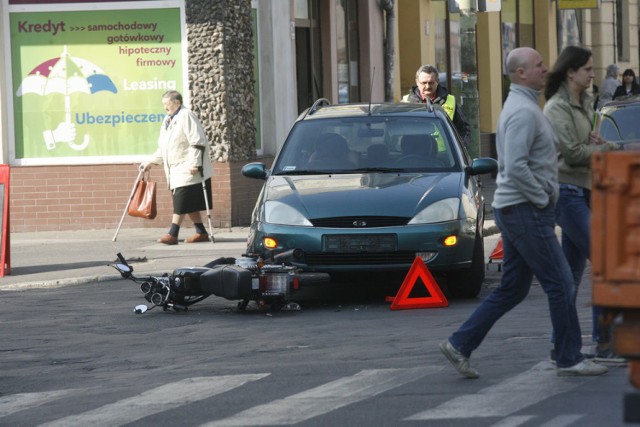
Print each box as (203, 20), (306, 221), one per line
(5, 1), (186, 165)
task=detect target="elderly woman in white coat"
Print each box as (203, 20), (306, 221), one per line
(140, 90), (213, 245)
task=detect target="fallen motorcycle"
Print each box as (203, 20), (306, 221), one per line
(110, 249), (330, 314)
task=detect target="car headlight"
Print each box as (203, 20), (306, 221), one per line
(408, 197), (460, 224)
(264, 201), (312, 226)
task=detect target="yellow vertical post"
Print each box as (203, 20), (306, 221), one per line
(534, 0), (558, 72)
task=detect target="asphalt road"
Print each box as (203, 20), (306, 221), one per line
(0, 253), (635, 426)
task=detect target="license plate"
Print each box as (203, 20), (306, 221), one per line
(323, 234), (397, 253)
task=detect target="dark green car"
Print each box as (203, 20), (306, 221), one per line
(242, 100), (497, 298)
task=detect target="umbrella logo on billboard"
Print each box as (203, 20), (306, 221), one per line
(16, 46), (118, 151)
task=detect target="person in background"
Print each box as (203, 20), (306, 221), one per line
(403, 64), (471, 147)
(612, 68), (640, 99)
(438, 47), (608, 378)
(543, 46), (623, 363)
(596, 64), (620, 109)
(140, 90), (213, 245)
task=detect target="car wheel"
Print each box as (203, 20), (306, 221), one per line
(447, 232), (485, 298)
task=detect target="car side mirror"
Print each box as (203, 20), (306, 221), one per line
(466, 157), (498, 176)
(242, 162), (268, 180)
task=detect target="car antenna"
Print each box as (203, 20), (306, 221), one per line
(368, 67), (375, 116)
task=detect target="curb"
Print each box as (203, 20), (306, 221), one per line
(3, 224), (500, 291)
(0, 275), (118, 291)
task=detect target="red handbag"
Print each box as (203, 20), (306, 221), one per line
(127, 172), (157, 220)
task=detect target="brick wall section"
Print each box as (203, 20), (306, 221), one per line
(9, 159), (269, 232)
(230, 156), (273, 225)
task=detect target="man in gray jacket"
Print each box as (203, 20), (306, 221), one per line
(439, 47), (608, 378)
(596, 64), (620, 110)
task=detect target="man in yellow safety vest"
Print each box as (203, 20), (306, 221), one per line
(403, 64), (471, 147)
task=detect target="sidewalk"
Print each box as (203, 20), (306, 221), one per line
(1, 222), (499, 290)
(1, 227), (250, 290)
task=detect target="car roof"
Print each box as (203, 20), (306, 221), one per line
(600, 95), (640, 112)
(298, 100), (444, 121)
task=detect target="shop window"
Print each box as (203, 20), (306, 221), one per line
(616, 0), (630, 61)
(558, 9), (581, 51)
(336, 0), (360, 103)
(433, 1), (448, 82)
(295, 0), (323, 113)
(500, 0), (537, 103)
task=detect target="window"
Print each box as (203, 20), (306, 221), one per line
(336, 0), (360, 103)
(295, 0), (323, 113)
(274, 116), (459, 174)
(558, 9), (581, 51)
(616, 0), (630, 61)
(500, 0), (538, 102)
(433, 2), (448, 80)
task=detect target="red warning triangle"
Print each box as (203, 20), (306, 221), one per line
(489, 239), (503, 260)
(386, 257), (448, 310)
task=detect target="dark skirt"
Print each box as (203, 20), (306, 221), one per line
(172, 179), (212, 214)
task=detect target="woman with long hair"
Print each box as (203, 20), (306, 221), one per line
(543, 46), (622, 363)
(612, 68), (640, 99)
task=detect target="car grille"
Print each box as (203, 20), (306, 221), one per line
(311, 216), (409, 228)
(304, 251), (417, 265)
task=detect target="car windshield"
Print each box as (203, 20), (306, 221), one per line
(599, 103), (640, 144)
(272, 116), (461, 174)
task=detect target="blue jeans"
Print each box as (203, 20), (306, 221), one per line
(449, 202), (584, 368)
(555, 184), (603, 343)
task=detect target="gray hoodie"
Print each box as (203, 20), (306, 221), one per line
(597, 64), (621, 109)
(493, 84), (559, 210)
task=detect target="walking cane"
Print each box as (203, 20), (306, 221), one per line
(195, 146), (215, 244)
(199, 166), (216, 244)
(112, 168), (144, 242)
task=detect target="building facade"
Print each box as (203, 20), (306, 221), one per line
(0, 0), (638, 232)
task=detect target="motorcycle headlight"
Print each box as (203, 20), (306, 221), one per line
(264, 201), (312, 226)
(408, 197), (460, 224)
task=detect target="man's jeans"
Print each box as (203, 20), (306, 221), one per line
(555, 184), (602, 342)
(449, 202), (584, 368)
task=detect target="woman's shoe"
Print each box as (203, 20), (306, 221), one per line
(185, 233), (209, 243)
(158, 234), (178, 245)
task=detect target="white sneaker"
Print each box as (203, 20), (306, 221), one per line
(439, 339), (479, 379)
(557, 359), (609, 377)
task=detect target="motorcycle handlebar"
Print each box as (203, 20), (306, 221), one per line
(117, 252), (128, 265)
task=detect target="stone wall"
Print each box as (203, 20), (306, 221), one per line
(186, 0), (256, 162)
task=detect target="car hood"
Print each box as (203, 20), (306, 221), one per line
(263, 172), (465, 218)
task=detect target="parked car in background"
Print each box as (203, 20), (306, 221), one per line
(597, 95), (640, 150)
(242, 100), (497, 298)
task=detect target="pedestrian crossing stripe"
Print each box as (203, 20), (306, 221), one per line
(0, 389), (80, 418)
(0, 366), (609, 426)
(202, 367), (437, 426)
(405, 362), (592, 420)
(39, 374), (269, 427)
